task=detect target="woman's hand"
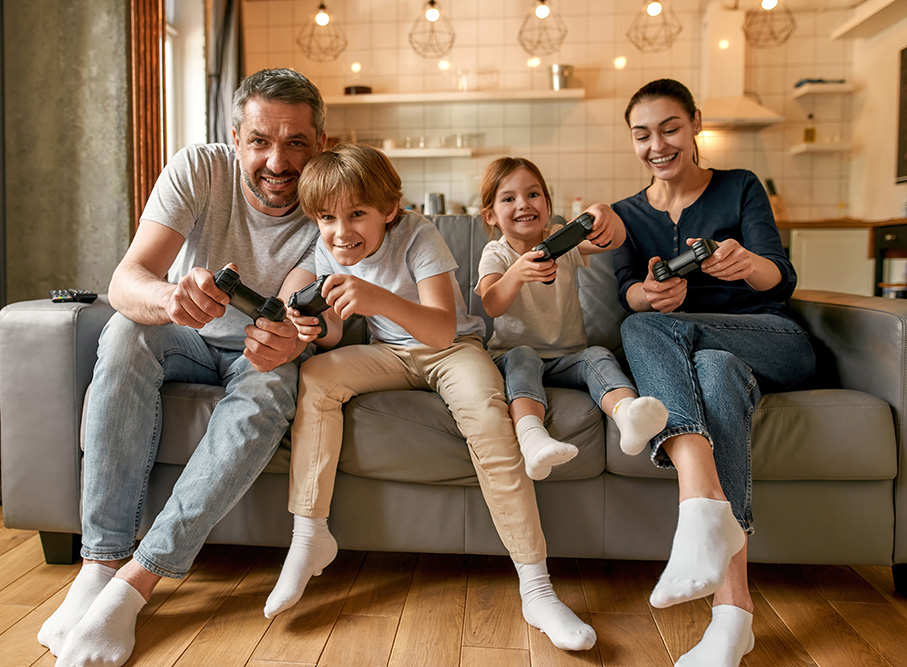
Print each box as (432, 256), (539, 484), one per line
(641, 257), (687, 313)
(582, 203), (627, 251)
(698, 238), (754, 282)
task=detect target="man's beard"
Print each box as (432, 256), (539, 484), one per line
(239, 162), (299, 209)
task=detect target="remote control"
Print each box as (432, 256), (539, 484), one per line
(652, 239), (720, 282)
(287, 275), (331, 338)
(49, 289), (98, 303)
(533, 213), (608, 284)
(213, 268), (286, 322)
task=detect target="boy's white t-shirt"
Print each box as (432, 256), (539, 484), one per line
(476, 237), (589, 359)
(315, 211), (485, 346)
(140, 143), (320, 350)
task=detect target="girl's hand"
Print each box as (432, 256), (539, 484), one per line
(697, 238), (754, 282)
(511, 249), (558, 283)
(286, 309), (324, 343)
(323, 274), (386, 320)
(642, 256), (686, 313)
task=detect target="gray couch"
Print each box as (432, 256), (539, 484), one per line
(1, 214), (904, 594)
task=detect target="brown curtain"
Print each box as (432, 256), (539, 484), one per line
(130, 0), (165, 232)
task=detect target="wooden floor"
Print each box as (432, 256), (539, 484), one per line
(2, 508), (906, 667)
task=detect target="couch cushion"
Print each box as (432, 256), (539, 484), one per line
(604, 389), (897, 481)
(338, 387), (605, 485)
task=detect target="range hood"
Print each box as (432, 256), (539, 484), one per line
(699, 2), (784, 130)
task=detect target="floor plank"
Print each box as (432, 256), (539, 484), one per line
(0, 561), (79, 607)
(0, 535), (45, 593)
(463, 555), (526, 650)
(527, 611), (602, 666)
(0, 587), (67, 667)
(745, 591), (817, 667)
(460, 646), (530, 667)
(317, 614), (399, 667)
(0, 508), (36, 557)
(387, 554), (468, 667)
(800, 565), (888, 604)
(171, 595), (273, 667)
(341, 551), (417, 617)
(578, 559), (652, 614)
(650, 596), (713, 662)
(830, 600), (907, 667)
(591, 612), (672, 666)
(851, 565), (907, 623)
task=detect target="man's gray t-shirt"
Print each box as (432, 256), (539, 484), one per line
(141, 143), (319, 350)
(314, 211), (485, 346)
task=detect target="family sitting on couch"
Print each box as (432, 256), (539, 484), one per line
(38, 69), (813, 667)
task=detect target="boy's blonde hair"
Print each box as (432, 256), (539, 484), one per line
(479, 157), (553, 238)
(298, 143), (403, 223)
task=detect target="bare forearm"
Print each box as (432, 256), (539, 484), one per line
(626, 282), (655, 312)
(379, 292), (456, 348)
(107, 263), (176, 325)
(480, 271), (522, 318)
(745, 252), (783, 291)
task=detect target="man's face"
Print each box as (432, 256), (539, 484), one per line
(233, 97), (326, 216)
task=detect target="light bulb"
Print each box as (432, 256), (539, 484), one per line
(426, 6), (440, 22)
(762, 0), (779, 9)
(438, 59), (451, 70)
(351, 62), (362, 73)
(646, 2), (663, 17)
(535, 2), (550, 19)
(719, 39), (730, 50)
(527, 56), (541, 68)
(614, 56), (627, 69)
(315, 10), (330, 26)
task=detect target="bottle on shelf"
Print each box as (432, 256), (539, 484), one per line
(803, 114), (816, 143)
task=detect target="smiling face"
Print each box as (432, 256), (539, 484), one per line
(484, 167), (551, 251)
(315, 200), (398, 266)
(233, 96), (326, 215)
(628, 96), (701, 182)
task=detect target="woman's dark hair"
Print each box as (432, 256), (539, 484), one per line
(624, 78), (700, 165)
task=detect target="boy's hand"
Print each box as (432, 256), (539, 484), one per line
(642, 256), (686, 313)
(584, 203), (623, 248)
(242, 316), (300, 372)
(511, 250), (558, 283)
(323, 274), (386, 320)
(168, 265), (230, 328)
(286, 309), (324, 343)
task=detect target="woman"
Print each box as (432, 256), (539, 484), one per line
(611, 79), (815, 666)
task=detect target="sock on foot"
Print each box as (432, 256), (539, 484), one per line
(650, 498), (746, 609)
(264, 515), (338, 618)
(611, 396), (668, 456)
(38, 562), (117, 656)
(55, 577), (147, 667)
(514, 560), (596, 651)
(515, 415), (578, 480)
(675, 605), (755, 667)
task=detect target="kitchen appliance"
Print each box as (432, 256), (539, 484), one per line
(424, 192), (446, 215)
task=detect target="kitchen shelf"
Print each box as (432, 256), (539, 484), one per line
(789, 142), (852, 155)
(831, 0), (907, 39)
(383, 148), (473, 158)
(324, 88), (585, 106)
(792, 82), (854, 98)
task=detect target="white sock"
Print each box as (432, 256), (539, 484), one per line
(515, 415), (578, 480)
(650, 498), (746, 609)
(55, 577), (146, 667)
(38, 562), (117, 656)
(611, 396), (669, 456)
(264, 515), (338, 618)
(514, 560), (596, 651)
(676, 605), (755, 667)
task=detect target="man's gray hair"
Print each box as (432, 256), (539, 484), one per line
(232, 68), (325, 138)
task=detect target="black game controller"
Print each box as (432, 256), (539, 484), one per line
(653, 239), (720, 282)
(287, 275), (331, 339)
(213, 267), (286, 322)
(533, 213), (608, 284)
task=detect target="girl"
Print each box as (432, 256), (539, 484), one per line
(266, 143), (598, 652)
(612, 79), (815, 667)
(475, 157), (668, 480)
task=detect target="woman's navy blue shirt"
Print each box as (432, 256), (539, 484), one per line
(611, 169), (796, 316)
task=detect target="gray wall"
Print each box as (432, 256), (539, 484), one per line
(3, 0), (132, 303)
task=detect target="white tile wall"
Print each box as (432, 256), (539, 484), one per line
(242, 0), (854, 220)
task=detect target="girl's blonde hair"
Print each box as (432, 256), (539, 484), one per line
(479, 157), (553, 238)
(298, 143), (403, 224)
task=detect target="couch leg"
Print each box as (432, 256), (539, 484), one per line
(39, 532), (81, 565)
(894, 564), (907, 597)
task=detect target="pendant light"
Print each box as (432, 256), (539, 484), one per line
(518, 0), (568, 56)
(296, 2), (347, 62)
(626, 1), (683, 54)
(409, 0), (456, 59)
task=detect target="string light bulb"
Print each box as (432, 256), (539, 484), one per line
(535, 1), (551, 19)
(646, 2), (662, 17)
(315, 3), (330, 26)
(762, 0), (778, 9)
(425, 0), (440, 22)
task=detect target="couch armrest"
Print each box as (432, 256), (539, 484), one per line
(788, 289), (907, 564)
(0, 297), (115, 532)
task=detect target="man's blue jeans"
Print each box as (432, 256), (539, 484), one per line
(79, 313), (300, 577)
(620, 312), (815, 533)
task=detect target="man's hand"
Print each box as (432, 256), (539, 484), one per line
(243, 317), (300, 372)
(642, 256), (687, 313)
(167, 265), (231, 328)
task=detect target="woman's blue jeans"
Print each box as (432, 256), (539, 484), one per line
(620, 311), (815, 533)
(494, 345), (635, 410)
(79, 313), (300, 578)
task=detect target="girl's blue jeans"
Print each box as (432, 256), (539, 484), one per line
(620, 311), (815, 533)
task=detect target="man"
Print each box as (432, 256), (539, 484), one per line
(38, 68), (327, 667)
